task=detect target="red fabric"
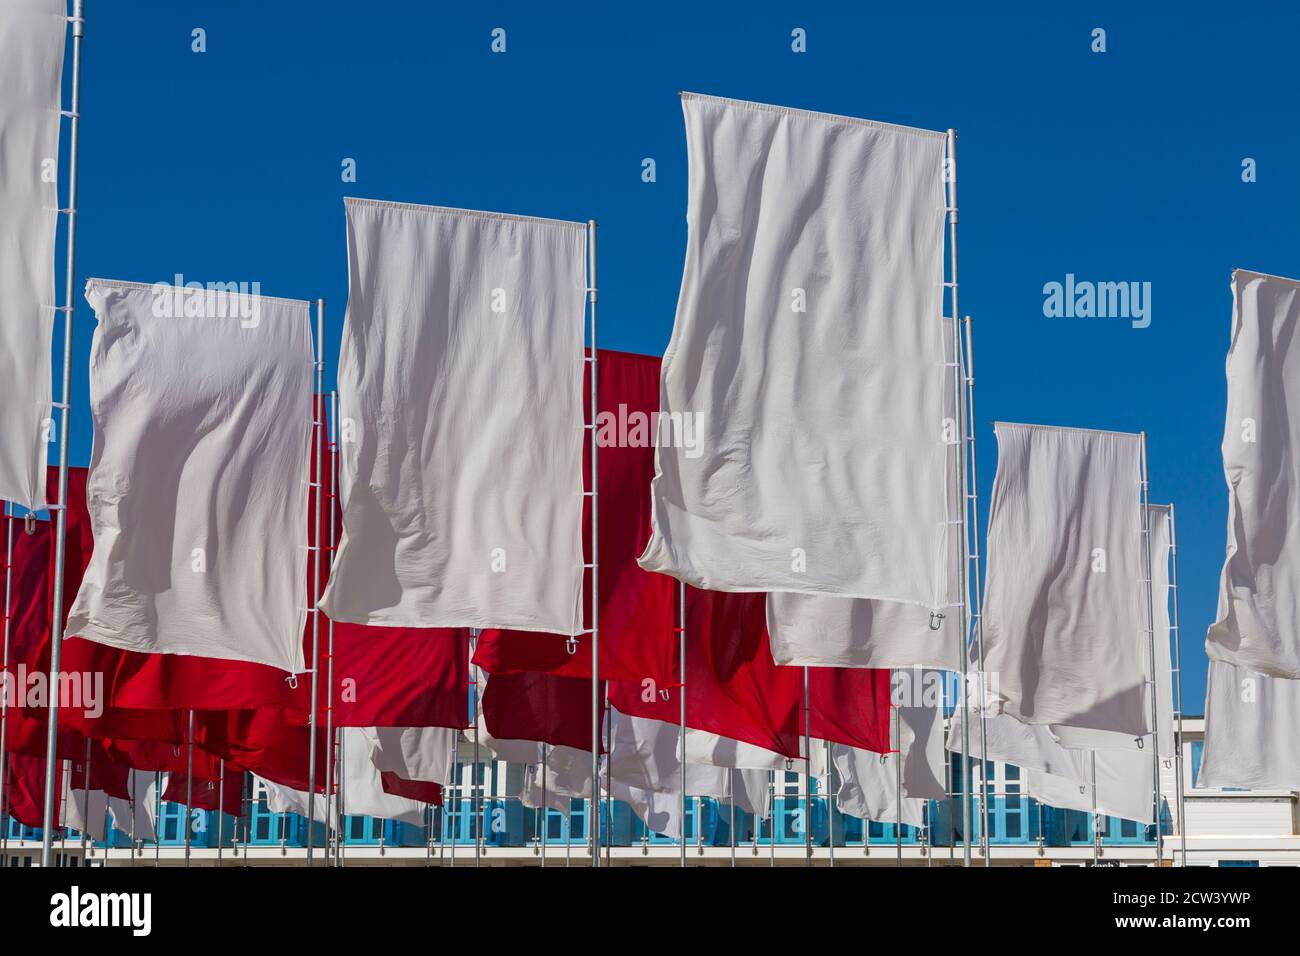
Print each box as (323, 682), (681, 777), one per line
(481, 669), (605, 753)
(4, 752), (61, 829)
(194, 709), (328, 793)
(68, 739), (131, 800)
(163, 769), (244, 813)
(609, 589), (892, 757)
(103, 738), (221, 778)
(380, 772), (442, 806)
(475, 349), (676, 685)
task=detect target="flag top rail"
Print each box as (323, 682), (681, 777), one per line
(1231, 267), (1300, 287)
(993, 421), (1143, 442)
(679, 91), (947, 140)
(343, 196), (588, 231)
(84, 277), (314, 310)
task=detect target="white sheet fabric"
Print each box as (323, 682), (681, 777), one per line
(1054, 504), (1175, 757)
(363, 726), (456, 786)
(1200, 660), (1300, 791)
(1207, 270), (1300, 677)
(980, 422), (1147, 735)
(62, 777), (109, 842)
(259, 775), (328, 825)
(832, 744), (925, 828)
(638, 93), (950, 607)
(320, 199), (587, 634)
(0, 0), (65, 510)
(522, 746), (592, 815)
(1026, 748), (1156, 824)
(107, 769), (159, 842)
(69, 280), (313, 673)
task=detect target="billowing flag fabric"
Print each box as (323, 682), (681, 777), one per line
(0, 0), (66, 511)
(336, 727), (426, 824)
(639, 93), (950, 609)
(103, 737), (220, 779)
(481, 668), (604, 754)
(4, 751), (60, 828)
(321, 199), (587, 635)
(362, 725), (456, 786)
(381, 774), (441, 805)
(522, 745), (592, 815)
(195, 710), (327, 793)
(1207, 270), (1300, 677)
(1200, 660), (1300, 790)
(980, 422), (1147, 735)
(1054, 504), (1176, 756)
(163, 769), (243, 814)
(107, 768), (159, 841)
(769, 592), (962, 670)
(69, 280), (313, 673)
(63, 779), (109, 841)
(474, 349), (675, 685)
(832, 744), (925, 828)
(1025, 748), (1156, 824)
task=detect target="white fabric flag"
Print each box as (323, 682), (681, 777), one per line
(69, 279), (313, 673)
(1054, 504), (1175, 756)
(638, 93), (951, 607)
(107, 769), (159, 843)
(832, 744), (925, 828)
(0, 0), (65, 510)
(946, 707), (1080, 777)
(1026, 748), (1156, 824)
(62, 774), (109, 842)
(338, 727), (426, 824)
(980, 422), (1147, 735)
(259, 775), (328, 825)
(522, 745), (592, 815)
(1207, 270), (1300, 677)
(320, 198), (587, 634)
(364, 726), (456, 786)
(1200, 660), (1300, 791)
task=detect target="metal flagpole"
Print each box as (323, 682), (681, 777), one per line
(944, 127), (972, 869)
(0, 507), (14, 849)
(184, 709), (194, 866)
(305, 300), (325, 865)
(603, 681), (611, 866)
(802, 666), (812, 866)
(80, 737), (90, 854)
(1091, 751), (1100, 865)
(729, 767), (736, 868)
(540, 745), (547, 867)
(585, 218), (600, 868)
(825, 737), (834, 866)
(895, 696), (903, 867)
(40, 0), (86, 869)
(962, 314), (991, 866)
(1167, 503), (1189, 867)
(471, 630), (481, 868)
(216, 759), (224, 866)
(679, 580), (686, 869)
(325, 389), (338, 865)
(1139, 434), (1163, 865)
(153, 771), (160, 866)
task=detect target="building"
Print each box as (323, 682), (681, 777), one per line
(3, 717), (1295, 867)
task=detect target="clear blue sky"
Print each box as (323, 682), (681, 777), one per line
(52, 1), (1300, 710)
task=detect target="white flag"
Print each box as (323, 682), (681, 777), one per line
(0, 0), (65, 510)
(1026, 748), (1157, 825)
(62, 773), (109, 842)
(364, 726), (456, 786)
(980, 422), (1147, 735)
(522, 745), (592, 815)
(638, 93), (951, 607)
(320, 199), (587, 634)
(1200, 659), (1300, 790)
(338, 727), (426, 825)
(1207, 270), (1300, 677)
(832, 745), (925, 828)
(68, 280), (313, 673)
(107, 769), (159, 843)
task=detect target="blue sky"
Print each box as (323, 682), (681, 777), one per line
(51, 1), (1300, 709)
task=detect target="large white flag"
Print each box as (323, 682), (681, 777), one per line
(0, 0), (65, 511)
(1207, 270), (1300, 677)
(1025, 748), (1156, 825)
(68, 280), (313, 673)
(1200, 660), (1300, 790)
(320, 199), (587, 634)
(832, 745), (925, 828)
(363, 726), (456, 786)
(638, 93), (951, 607)
(980, 422), (1147, 735)
(107, 769), (159, 843)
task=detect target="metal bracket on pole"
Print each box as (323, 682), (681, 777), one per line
(305, 299), (325, 866)
(586, 219), (600, 868)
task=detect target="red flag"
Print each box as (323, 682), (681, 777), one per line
(380, 772), (442, 806)
(4, 752), (61, 829)
(68, 739), (131, 800)
(481, 669), (605, 753)
(475, 349), (676, 685)
(103, 738), (221, 779)
(195, 709), (328, 793)
(163, 769), (244, 813)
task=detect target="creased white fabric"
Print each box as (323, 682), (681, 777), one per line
(522, 745), (592, 815)
(62, 775), (109, 842)
(980, 422), (1147, 735)
(1207, 270), (1300, 677)
(639, 93), (950, 606)
(1026, 748), (1156, 824)
(339, 727), (426, 824)
(1054, 504), (1175, 756)
(832, 744), (925, 828)
(364, 725), (456, 786)
(69, 280), (313, 673)
(105, 769), (159, 842)
(1200, 660), (1300, 791)
(320, 199), (587, 634)
(259, 775), (328, 824)
(0, 0), (65, 510)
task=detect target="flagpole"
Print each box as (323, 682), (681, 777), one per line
(471, 630), (481, 868)
(305, 299), (325, 866)
(825, 738), (834, 867)
(1091, 751), (1100, 865)
(729, 767), (736, 868)
(962, 314), (991, 866)
(1167, 503), (1189, 867)
(0, 507), (14, 849)
(944, 127), (972, 869)
(216, 759), (225, 866)
(895, 697), (903, 867)
(184, 709), (194, 866)
(153, 771), (160, 866)
(540, 744), (547, 867)
(80, 737), (90, 855)
(1139, 434), (1163, 865)
(678, 579), (686, 869)
(39, 0), (86, 869)
(324, 389), (338, 866)
(585, 219), (600, 868)
(802, 666), (812, 866)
